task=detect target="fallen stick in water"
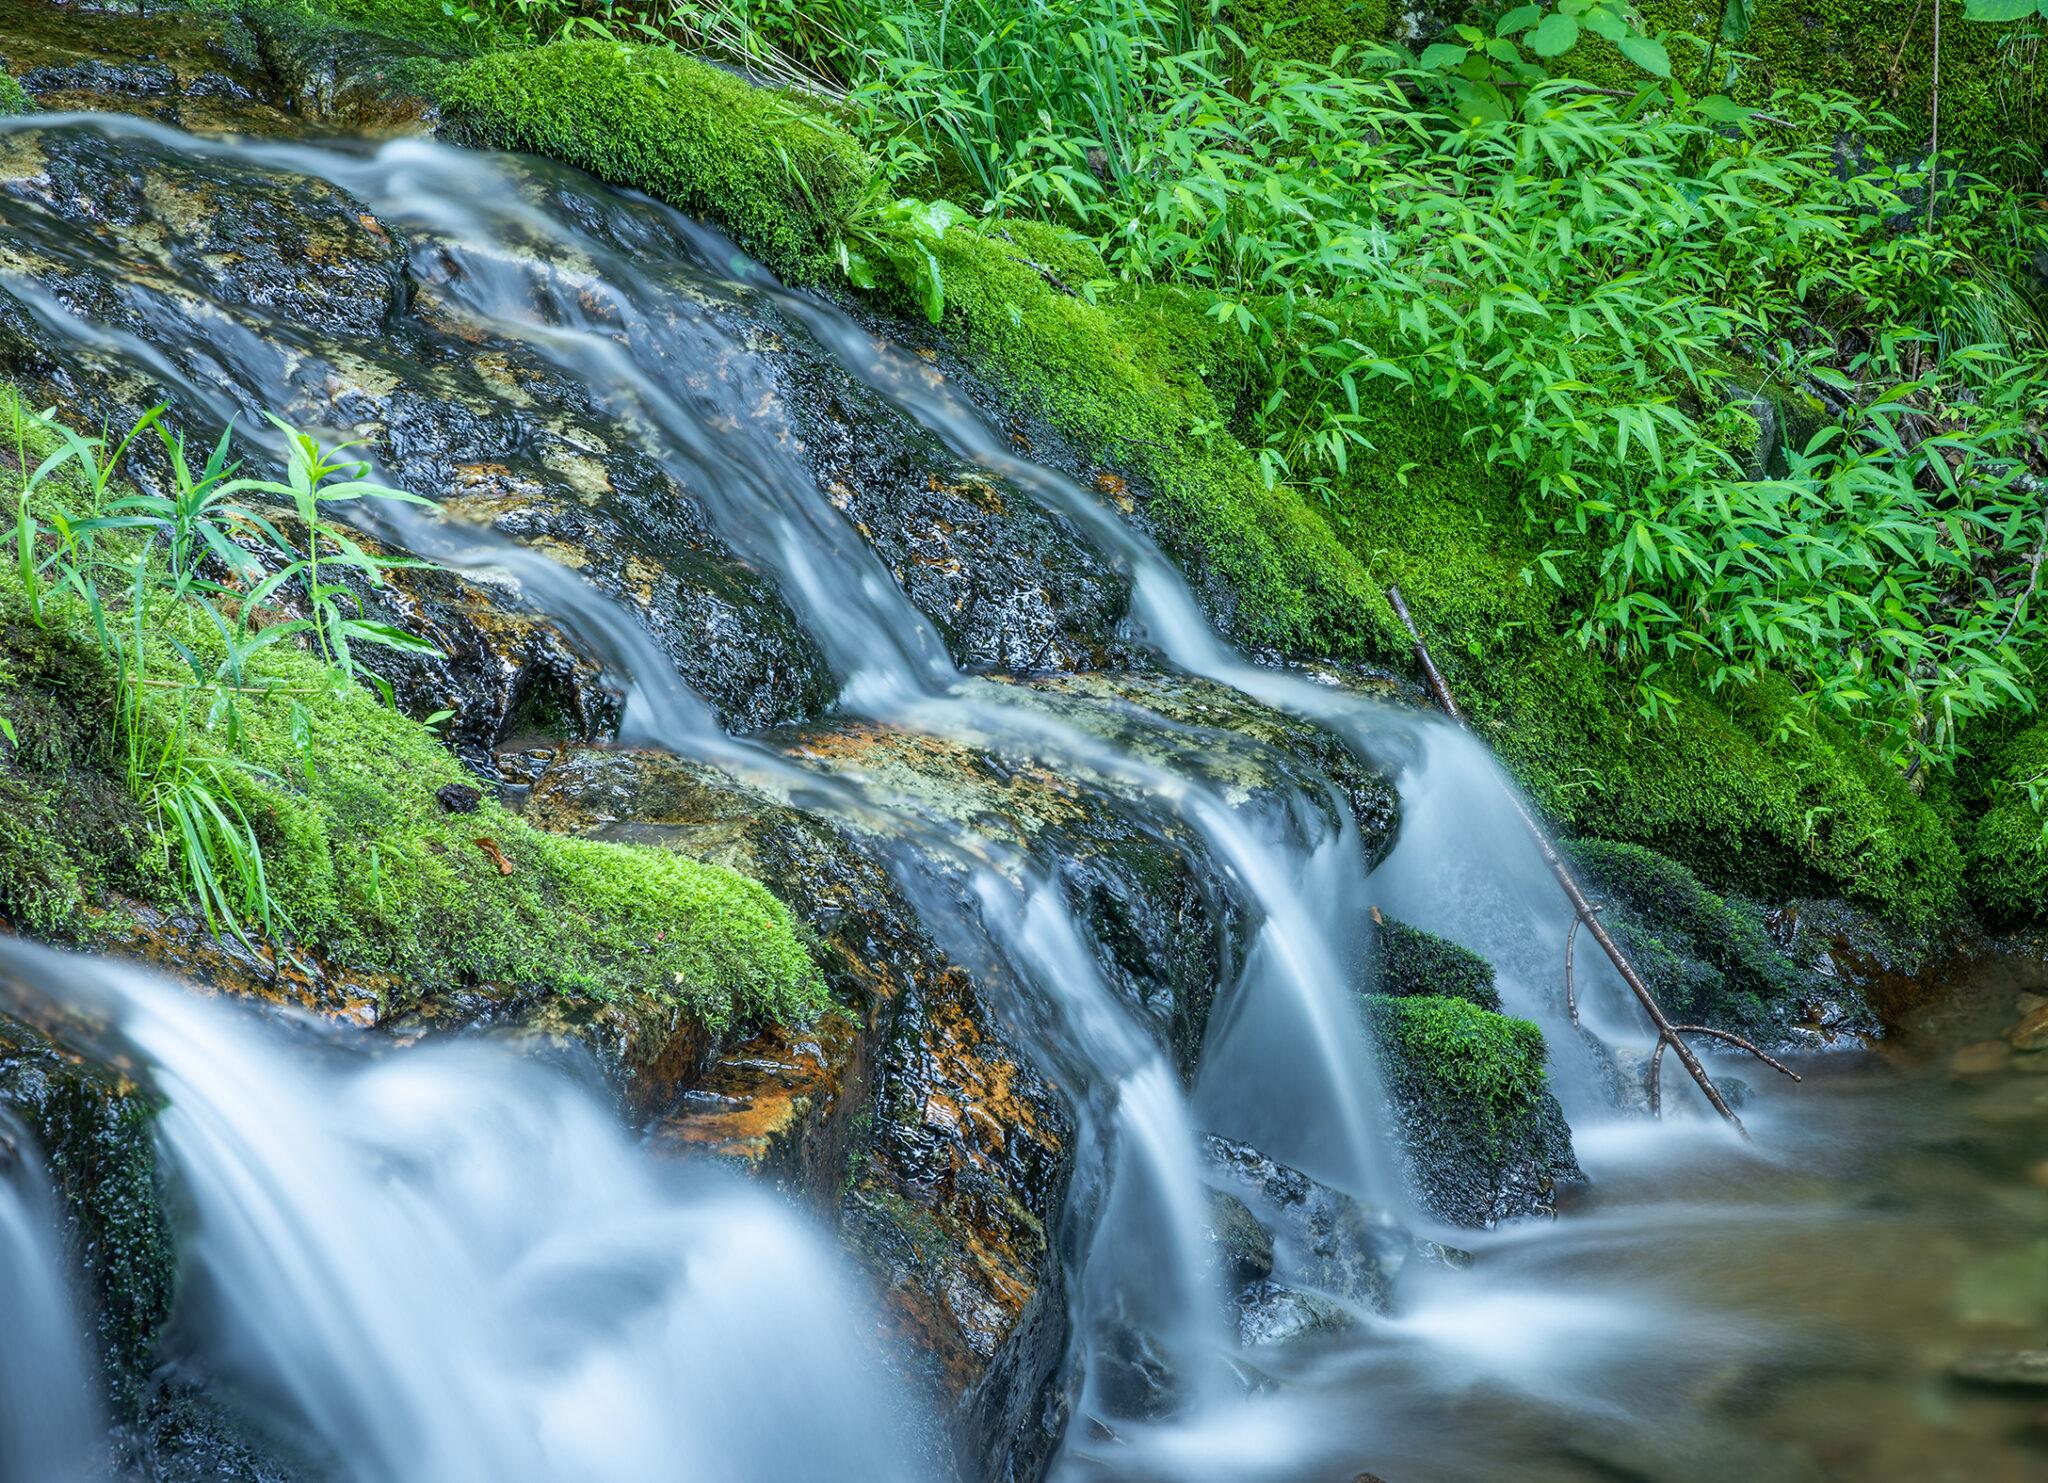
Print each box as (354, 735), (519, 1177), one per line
(1385, 585), (1799, 1139)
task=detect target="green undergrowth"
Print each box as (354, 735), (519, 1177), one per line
(1574, 0), (2048, 176)
(434, 40), (870, 279)
(167, 9), (2026, 925)
(1372, 914), (1501, 1011)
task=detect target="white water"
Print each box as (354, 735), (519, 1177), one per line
(0, 1121), (102, 1483)
(0, 939), (921, 1483)
(0, 109), (1783, 1483)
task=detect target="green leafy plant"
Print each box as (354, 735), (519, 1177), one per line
(7, 398), (438, 942)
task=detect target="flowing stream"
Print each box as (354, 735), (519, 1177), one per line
(1, 104), (2046, 1483)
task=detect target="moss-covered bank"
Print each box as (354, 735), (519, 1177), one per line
(435, 41), (869, 278)
(0, 393), (823, 1033)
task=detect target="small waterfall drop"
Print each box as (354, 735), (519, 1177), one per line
(0, 940), (922, 1483)
(0, 1120), (102, 1483)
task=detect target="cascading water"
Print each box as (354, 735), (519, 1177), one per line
(0, 110), (1413, 1463)
(2, 92), (1980, 1483)
(0, 1119), (102, 1483)
(0, 938), (922, 1483)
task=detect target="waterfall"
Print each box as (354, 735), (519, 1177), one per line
(0, 1118), (102, 1483)
(0, 939), (921, 1483)
(0, 107), (1705, 1483)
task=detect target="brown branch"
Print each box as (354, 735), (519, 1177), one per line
(1670, 1024), (1804, 1082)
(1563, 912), (1584, 1028)
(1386, 583), (1752, 1138)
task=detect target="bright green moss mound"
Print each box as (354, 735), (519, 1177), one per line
(0, 566), (821, 1033)
(436, 40), (870, 281)
(0, 71), (34, 116)
(1961, 720), (2048, 924)
(1367, 993), (1550, 1149)
(1372, 914), (1501, 1010)
(1590, 0), (2048, 176)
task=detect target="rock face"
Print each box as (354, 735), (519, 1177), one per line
(521, 745), (1073, 1482)
(1199, 1134), (1418, 1351)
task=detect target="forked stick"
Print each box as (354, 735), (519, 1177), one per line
(1385, 585), (1754, 1139)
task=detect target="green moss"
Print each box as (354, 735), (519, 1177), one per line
(1960, 719), (2048, 924)
(0, 71), (34, 116)
(1567, 838), (1816, 1038)
(1367, 994), (1550, 1150)
(0, 614), (159, 938)
(1578, 0), (2048, 177)
(1222, 0), (1393, 68)
(435, 40), (871, 281)
(1372, 915), (1501, 1010)
(190, 639), (823, 1029)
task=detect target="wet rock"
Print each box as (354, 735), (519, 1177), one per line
(1234, 1280), (1354, 1348)
(1205, 1190), (1275, 1284)
(0, 0), (295, 134)
(2007, 1004), (2048, 1051)
(0, 124), (839, 736)
(523, 746), (1072, 1479)
(244, 8), (445, 135)
(1200, 1133), (1409, 1313)
(784, 354), (1134, 674)
(435, 783), (482, 814)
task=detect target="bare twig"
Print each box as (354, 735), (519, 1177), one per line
(1386, 584), (1752, 1138)
(1670, 1024), (1804, 1083)
(1563, 911), (1585, 1027)
(1928, 0), (1941, 230)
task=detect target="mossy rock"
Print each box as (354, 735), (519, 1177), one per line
(1365, 993), (1582, 1226)
(1372, 914), (1501, 1010)
(1959, 719), (2048, 924)
(435, 40), (871, 281)
(0, 394), (823, 1034)
(1566, 838), (1871, 1044)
